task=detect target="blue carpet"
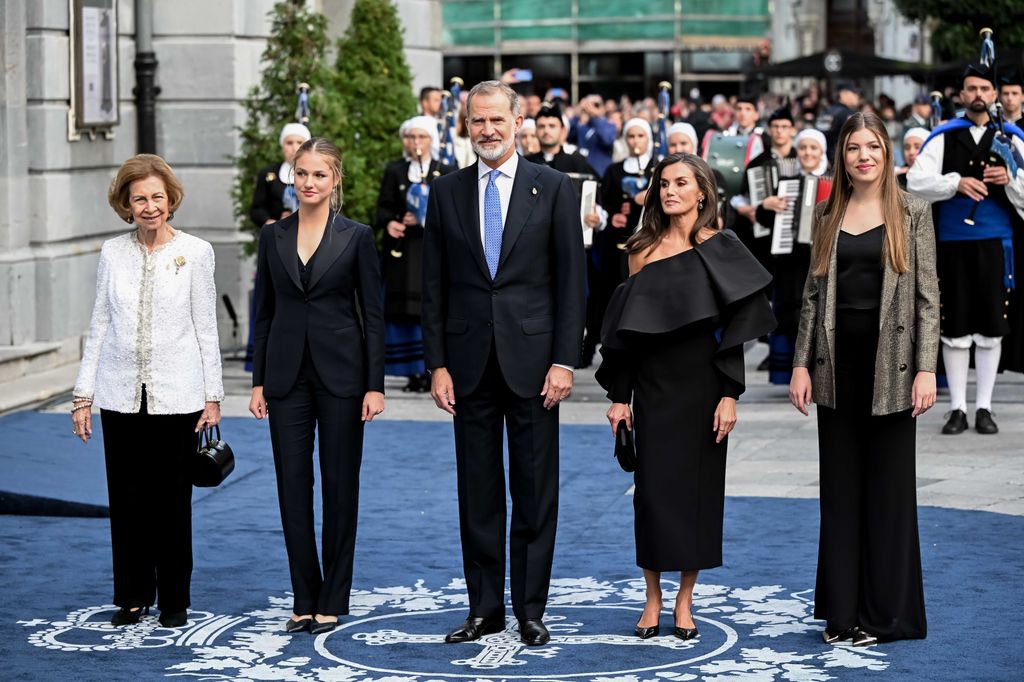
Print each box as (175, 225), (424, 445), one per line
(1, 414), (1022, 681)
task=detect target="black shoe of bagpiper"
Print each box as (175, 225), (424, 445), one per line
(941, 409), (968, 435)
(975, 408), (998, 434)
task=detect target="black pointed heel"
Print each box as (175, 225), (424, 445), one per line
(634, 623), (660, 639)
(285, 616), (312, 633)
(111, 605), (148, 626)
(672, 609), (699, 640)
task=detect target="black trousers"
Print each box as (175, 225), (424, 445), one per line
(815, 308), (927, 641)
(100, 388), (200, 612)
(267, 350), (364, 616)
(452, 345), (559, 621)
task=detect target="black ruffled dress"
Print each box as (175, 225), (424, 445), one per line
(596, 230), (776, 571)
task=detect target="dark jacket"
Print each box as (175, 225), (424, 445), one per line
(252, 213), (385, 399)
(250, 163), (289, 230)
(421, 158), (587, 398)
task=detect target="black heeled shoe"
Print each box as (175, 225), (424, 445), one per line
(310, 617), (338, 635)
(822, 625), (856, 644)
(672, 609), (699, 640)
(634, 622), (660, 639)
(159, 610), (188, 628)
(284, 616), (312, 633)
(111, 606), (148, 626)
(850, 627), (878, 647)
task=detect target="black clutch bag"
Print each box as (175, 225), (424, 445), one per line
(614, 419), (637, 472)
(193, 425), (235, 487)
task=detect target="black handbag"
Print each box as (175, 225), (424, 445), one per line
(614, 419), (637, 472)
(193, 425), (235, 487)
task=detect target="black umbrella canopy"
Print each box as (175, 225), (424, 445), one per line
(749, 49), (933, 81)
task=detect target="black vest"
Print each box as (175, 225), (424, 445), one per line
(942, 125), (1009, 207)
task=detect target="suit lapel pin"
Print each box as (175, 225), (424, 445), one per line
(266, 171), (276, 182)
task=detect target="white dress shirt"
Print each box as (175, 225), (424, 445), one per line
(74, 230), (225, 414)
(475, 153), (574, 372)
(907, 123), (1024, 219)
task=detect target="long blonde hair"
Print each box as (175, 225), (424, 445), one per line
(811, 112), (908, 276)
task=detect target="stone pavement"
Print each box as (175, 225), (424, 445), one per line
(39, 344), (1024, 517)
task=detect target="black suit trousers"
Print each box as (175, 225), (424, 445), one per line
(453, 345), (559, 621)
(100, 388), (199, 613)
(268, 349), (364, 616)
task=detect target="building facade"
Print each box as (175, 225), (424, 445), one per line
(0, 0), (440, 400)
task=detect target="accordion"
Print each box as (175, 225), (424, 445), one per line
(771, 175), (833, 255)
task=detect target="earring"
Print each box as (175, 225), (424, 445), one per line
(127, 215), (134, 224)
(698, 197), (704, 210)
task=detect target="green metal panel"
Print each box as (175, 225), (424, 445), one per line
(577, 0), (674, 17)
(683, 19), (767, 36)
(443, 0), (493, 23)
(501, 0), (572, 20)
(683, 0), (769, 14)
(444, 27), (496, 46)
(503, 25), (574, 40)
(578, 21), (676, 41)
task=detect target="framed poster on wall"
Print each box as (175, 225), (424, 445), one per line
(69, 0), (119, 139)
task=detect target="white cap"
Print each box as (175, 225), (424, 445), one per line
(903, 127), (929, 144)
(279, 122), (311, 145)
(667, 122), (698, 150)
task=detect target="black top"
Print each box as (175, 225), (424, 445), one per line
(297, 226), (330, 291)
(836, 225), (884, 310)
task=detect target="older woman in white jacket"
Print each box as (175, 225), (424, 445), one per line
(72, 154), (223, 629)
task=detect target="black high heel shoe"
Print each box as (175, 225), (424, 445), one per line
(310, 616), (338, 635)
(285, 616), (312, 633)
(822, 625), (856, 644)
(634, 610), (660, 639)
(159, 610), (188, 628)
(672, 609), (699, 640)
(111, 606), (148, 626)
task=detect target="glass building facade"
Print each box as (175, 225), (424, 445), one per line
(442, 0), (771, 100)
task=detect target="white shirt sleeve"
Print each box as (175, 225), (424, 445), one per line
(189, 241), (225, 402)
(73, 245), (112, 400)
(907, 135), (960, 202)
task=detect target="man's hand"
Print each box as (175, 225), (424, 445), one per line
(958, 176), (988, 201)
(611, 213), (628, 229)
(362, 391), (385, 422)
(983, 165), (1010, 186)
(402, 211), (419, 226)
(541, 366), (573, 410)
(737, 204), (757, 221)
(430, 368), (456, 416)
(584, 213), (601, 228)
(762, 195), (789, 213)
(387, 220), (406, 239)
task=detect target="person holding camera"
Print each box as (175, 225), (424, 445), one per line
(569, 94), (618, 176)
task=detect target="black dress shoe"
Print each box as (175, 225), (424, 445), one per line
(941, 409), (968, 435)
(634, 622), (660, 639)
(158, 610), (188, 628)
(284, 617), (312, 633)
(444, 616), (505, 643)
(672, 609), (699, 640)
(519, 619), (550, 646)
(310, 617), (338, 635)
(851, 627), (878, 647)
(822, 625), (856, 644)
(975, 408), (999, 434)
(111, 606), (147, 626)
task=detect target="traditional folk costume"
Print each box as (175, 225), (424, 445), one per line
(375, 116), (456, 390)
(250, 123), (311, 230)
(907, 62), (1024, 434)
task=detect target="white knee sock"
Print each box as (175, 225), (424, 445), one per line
(942, 345), (970, 413)
(974, 344), (1002, 411)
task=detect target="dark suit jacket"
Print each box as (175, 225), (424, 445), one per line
(421, 156), (587, 398)
(250, 163), (288, 230)
(252, 213), (385, 399)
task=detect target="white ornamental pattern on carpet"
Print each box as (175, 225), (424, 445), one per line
(20, 577), (888, 680)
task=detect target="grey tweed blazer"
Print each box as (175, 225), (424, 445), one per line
(793, 193), (940, 416)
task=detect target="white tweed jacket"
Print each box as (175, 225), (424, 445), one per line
(73, 230), (224, 414)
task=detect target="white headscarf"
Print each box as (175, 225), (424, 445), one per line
(278, 123), (312, 185)
(401, 115), (441, 181)
(795, 128), (829, 176)
(667, 122), (699, 153)
(623, 117), (654, 174)
(903, 127), (929, 144)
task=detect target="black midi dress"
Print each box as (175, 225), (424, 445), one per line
(597, 230), (776, 571)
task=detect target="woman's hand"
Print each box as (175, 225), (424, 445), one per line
(911, 371), (937, 417)
(386, 220), (406, 239)
(249, 386), (268, 420)
(789, 367), (813, 416)
(402, 211), (419, 226)
(362, 391), (385, 422)
(611, 213), (629, 229)
(71, 403), (92, 444)
(195, 402), (221, 432)
(713, 397), (737, 443)
(606, 402), (633, 437)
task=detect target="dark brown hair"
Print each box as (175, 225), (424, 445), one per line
(108, 154), (184, 222)
(293, 137), (344, 210)
(811, 112), (908, 276)
(626, 153), (720, 255)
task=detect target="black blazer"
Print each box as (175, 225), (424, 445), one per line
(421, 157), (587, 398)
(249, 163), (289, 230)
(252, 213), (385, 399)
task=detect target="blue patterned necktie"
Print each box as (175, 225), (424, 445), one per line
(483, 169), (503, 278)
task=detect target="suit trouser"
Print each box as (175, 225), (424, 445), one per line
(453, 346), (559, 621)
(100, 387), (199, 613)
(267, 352), (364, 615)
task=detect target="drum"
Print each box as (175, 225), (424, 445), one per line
(702, 132), (753, 196)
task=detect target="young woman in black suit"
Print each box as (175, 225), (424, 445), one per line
(250, 137), (385, 635)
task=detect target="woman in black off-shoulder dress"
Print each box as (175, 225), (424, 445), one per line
(597, 153), (775, 641)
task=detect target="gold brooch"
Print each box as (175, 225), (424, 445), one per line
(174, 255), (186, 274)
(266, 171), (276, 182)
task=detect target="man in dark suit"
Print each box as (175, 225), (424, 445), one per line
(422, 80), (586, 646)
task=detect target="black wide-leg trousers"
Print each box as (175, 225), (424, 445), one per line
(814, 308), (927, 641)
(453, 346), (559, 621)
(100, 388), (200, 613)
(267, 352), (364, 616)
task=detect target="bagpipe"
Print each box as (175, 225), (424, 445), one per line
(281, 82), (313, 214)
(653, 81), (672, 159)
(965, 29), (1024, 226)
(439, 76), (464, 168)
(392, 145), (430, 259)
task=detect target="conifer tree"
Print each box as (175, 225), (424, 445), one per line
(333, 0), (418, 227)
(232, 0), (341, 252)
